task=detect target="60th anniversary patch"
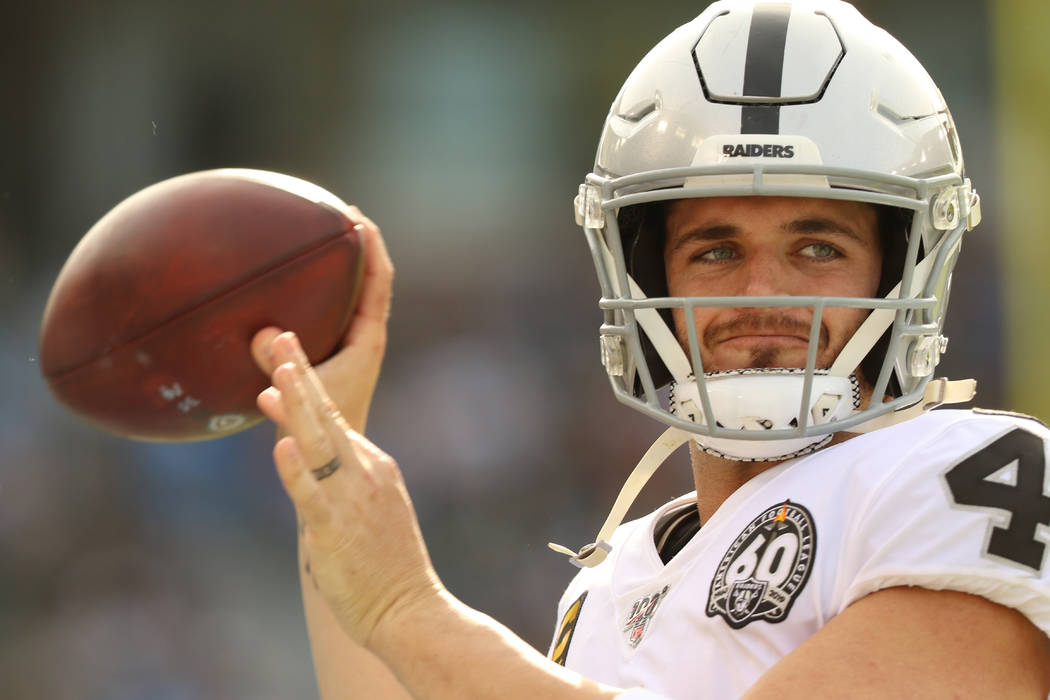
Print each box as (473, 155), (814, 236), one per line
(707, 500), (816, 628)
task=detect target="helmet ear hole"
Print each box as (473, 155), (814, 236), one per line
(875, 205), (914, 299)
(620, 201), (669, 300)
(636, 323), (675, 395)
(860, 329), (902, 399)
(620, 201), (675, 394)
(858, 205), (914, 399)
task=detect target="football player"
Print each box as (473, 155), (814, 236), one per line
(251, 1), (1050, 697)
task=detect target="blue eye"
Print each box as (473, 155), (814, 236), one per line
(699, 246), (736, 262)
(800, 243), (838, 259)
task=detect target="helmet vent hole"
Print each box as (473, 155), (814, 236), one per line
(619, 100), (658, 123)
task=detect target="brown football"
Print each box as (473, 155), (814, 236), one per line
(39, 169), (365, 442)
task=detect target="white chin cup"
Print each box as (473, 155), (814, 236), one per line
(669, 370), (861, 462)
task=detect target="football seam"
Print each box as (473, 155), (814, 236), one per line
(44, 226), (358, 382)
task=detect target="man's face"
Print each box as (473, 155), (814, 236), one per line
(663, 196), (883, 374)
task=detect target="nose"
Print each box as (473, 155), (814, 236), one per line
(738, 250), (790, 297)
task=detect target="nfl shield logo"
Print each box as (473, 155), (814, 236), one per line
(623, 585), (671, 648)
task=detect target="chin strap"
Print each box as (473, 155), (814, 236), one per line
(548, 427), (692, 568)
(847, 376), (976, 433)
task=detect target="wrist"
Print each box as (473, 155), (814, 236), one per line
(366, 576), (449, 659)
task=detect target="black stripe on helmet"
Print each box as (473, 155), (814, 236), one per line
(740, 2), (792, 134)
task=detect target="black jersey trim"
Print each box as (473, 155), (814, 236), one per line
(655, 505), (702, 564)
(972, 407), (1049, 429)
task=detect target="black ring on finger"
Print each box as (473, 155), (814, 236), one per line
(311, 456), (341, 481)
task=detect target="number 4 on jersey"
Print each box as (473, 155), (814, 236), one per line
(944, 428), (1050, 571)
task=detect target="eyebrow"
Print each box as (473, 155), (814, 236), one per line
(668, 217), (871, 254)
(784, 217), (867, 245)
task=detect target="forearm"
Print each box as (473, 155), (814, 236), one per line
(299, 537), (412, 700)
(371, 589), (624, 700)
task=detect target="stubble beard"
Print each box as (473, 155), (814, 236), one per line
(694, 309), (833, 372)
(747, 345), (788, 369)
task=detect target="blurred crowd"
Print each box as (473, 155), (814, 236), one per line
(1, 0), (1001, 697)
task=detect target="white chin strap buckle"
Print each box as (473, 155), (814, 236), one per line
(548, 540), (613, 568)
(670, 369), (860, 462)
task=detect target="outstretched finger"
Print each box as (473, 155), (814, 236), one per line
(274, 436), (333, 529)
(251, 326), (285, 376)
(273, 360), (337, 470)
(273, 333), (349, 427)
(257, 385), (287, 426)
(273, 334), (357, 479)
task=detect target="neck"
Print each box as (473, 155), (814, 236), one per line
(689, 431), (859, 523)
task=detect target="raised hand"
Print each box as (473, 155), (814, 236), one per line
(257, 331), (442, 648)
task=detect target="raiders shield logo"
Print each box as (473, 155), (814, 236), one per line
(707, 500), (816, 629)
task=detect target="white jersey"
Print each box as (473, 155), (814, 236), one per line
(548, 409), (1050, 699)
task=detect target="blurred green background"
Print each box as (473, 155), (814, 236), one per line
(0, 0), (1040, 697)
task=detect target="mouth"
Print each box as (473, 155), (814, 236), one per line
(718, 334), (809, 347)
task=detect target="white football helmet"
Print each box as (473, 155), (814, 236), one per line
(576, 0), (981, 462)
